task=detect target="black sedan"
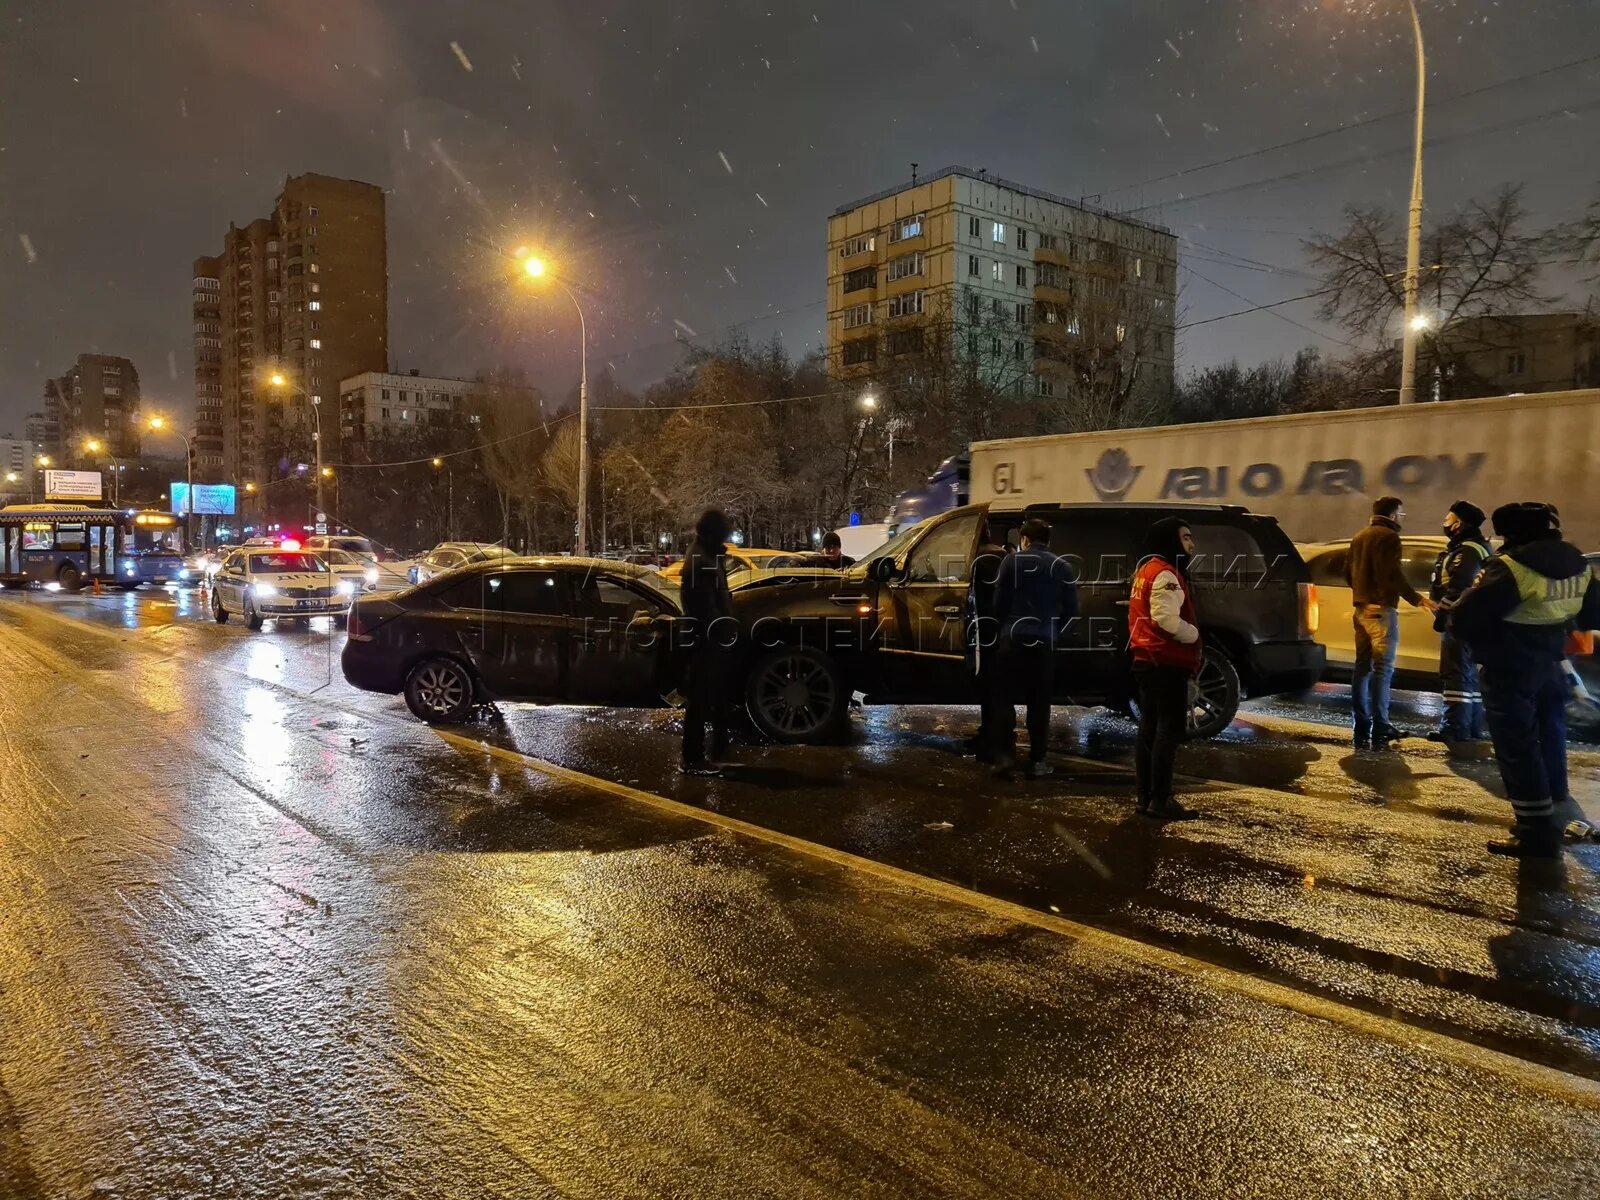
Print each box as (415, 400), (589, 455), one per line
(342, 558), (680, 722)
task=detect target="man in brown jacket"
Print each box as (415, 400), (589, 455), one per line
(1345, 495), (1437, 749)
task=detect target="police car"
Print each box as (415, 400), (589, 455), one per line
(210, 547), (356, 630)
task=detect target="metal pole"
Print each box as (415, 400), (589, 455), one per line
(448, 470), (455, 542)
(313, 398), (325, 525)
(563, 283), (590, 557)
(1398, 0), (1426, 405)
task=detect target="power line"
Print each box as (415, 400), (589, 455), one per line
(1131, 95), (1600, 215)
(1105, 51), (1600, 198)
(1180, 264), (1357, 349)
(1176, 285), (1336, 332)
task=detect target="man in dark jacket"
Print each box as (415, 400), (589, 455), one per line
(963, 521), (1009, 762)
(1429, 499), (1492, 745)
(992, 517), (1078, 779)
(680, 508), (737, 776)
(1451, 502), (1600, 858)
(1345, 495), (1437, 749)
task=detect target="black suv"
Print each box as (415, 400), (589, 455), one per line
(731, 502), (1324, 742)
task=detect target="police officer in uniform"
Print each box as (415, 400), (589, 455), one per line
(1428, 499), (1491, 746)
(1450, 502), (1600, 858)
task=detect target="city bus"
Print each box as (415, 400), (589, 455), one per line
(0, 505), (189, 591)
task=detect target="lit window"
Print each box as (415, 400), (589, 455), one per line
(309, 339), (321, 349)
(308, 301), (321, 311)
(1116, 323), (1127, 343)
(1134, 257), (1144, 279)
(840, 234), (875, 257)
(992, 222), (1005, 243)
(308, 263), (318, 273)
(991, 260), (1002, 282)
(310, 283), (319, 293)
(889, 213), (924, 242)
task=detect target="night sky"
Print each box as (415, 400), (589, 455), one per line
(3, 0), (1597, 434)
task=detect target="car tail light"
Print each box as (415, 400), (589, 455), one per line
(1298, 582), (1320, 638)
(346, 601), (364, 640)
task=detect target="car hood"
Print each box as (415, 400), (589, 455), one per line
(249, 573), (343, 587)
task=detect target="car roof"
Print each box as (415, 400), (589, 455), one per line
(442, 555), (659, 578)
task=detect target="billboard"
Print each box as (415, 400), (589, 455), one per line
(170, 481), (238, 516)
(44, 469), (102, 500)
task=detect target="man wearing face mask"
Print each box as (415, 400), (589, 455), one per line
(1428, 500), (1491, 746)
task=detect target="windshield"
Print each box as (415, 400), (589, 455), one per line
(853, 522), (926, 573)
(249, 553), (323, 574)
(317, 549), (359, 565)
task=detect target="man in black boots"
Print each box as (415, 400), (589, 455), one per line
(1451, 502), (1600, 858)
(1429, 499), (1492, 748)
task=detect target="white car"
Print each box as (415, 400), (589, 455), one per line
(311, 547), (379, 592)
(210, 548), (356, 630)
(408, 542), (516, 585)
(304, 534), (415, 590)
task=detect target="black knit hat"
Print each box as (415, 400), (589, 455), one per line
(1448, 499), (1485, 528)
(1491, 502), (1554, 546)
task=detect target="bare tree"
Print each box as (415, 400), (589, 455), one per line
(1305, 185), (1552, 399)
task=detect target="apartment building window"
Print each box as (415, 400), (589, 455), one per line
(968, 216), (981, 240)
(964, 291), (979, 320)
(1116, 322), (1127, 343)
(992, 298), (1006, 320)
(886, 289), (924, 318)
(1092, 277), (1111, 298)
(1016, 228), (1029, 251)
(991, 260), (1003, 282)
(1037, 376), (1055, 397)
(308, 206), (318, 217)
(842, 340), (876, 365)
(991, 336), (1003, 356)
(1013, 340), (1025, 361)
(1015, 264), (1028, 288)
(310, 283), (319, 293)
(308, 300), (321, 311)
(840, 233), (875, 257)
(842, 303), (872, 329)
(1016, 302), (1030, 325)
(1067, 317), (1082, 336)
(992, 222), (1005, 243)
(1039, 233), (1059, 251)
(1508, 351), (1527, 374)
(1037, 262), (1066, 289)
(381, 389), (390, 400)
(887, 251), (923, 282)
(381, 407), (389, 419)
(1133, 257), (1144, 279)
(968, 255), (980, 278)
(307, 226), (317, 236)
(887, 328), (923, 356)
(889, 213), (924, 242)
(843, 266), (877, 293)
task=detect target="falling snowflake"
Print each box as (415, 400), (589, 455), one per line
(718, 150), (733, 174)
(18, 233), (36, 263)
(755, 192), (769, 207)
(449, 41), (473, 72)
(673, 318), (699, 337)
(1164, 38), (1182, 58)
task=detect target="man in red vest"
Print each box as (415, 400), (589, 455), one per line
(1128, 517), (1202, 819)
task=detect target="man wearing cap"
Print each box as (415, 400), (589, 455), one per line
(1428, 500), (1492, 746)
(1450, 502), (1600, 858)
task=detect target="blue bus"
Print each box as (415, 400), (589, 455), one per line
(0, 505), (188, 591)
(886, 453), (969, 537)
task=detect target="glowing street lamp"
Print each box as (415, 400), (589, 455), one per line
(267, 371), (326, 522)
(146, 414), (195, 544)
(80, 439), (121, 505)
(516, 247), (590, 554)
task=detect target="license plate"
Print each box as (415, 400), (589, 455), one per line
(297, 599), (320, 609)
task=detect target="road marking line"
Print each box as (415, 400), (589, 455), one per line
(435, 726), (1600, 1109)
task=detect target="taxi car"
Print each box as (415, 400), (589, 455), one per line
(311, 547), (380, 593)
(1298, 536), (1449, 686)
(210, 547), (357, 630)
(656, 547), (789, 582)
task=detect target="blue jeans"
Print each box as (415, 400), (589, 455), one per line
(1352, 604), (1399, 739)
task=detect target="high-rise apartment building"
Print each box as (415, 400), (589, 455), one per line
(197, 174), (387, 508)
(24, 407), (56, 460)
(43, 354), (142, 465)
(826, 166), (1177, 408)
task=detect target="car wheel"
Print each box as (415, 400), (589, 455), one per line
(1128, 644), (1241, 740)
(212, 591), (229, 624)
(245, 598), (265, 631)
(404, 657), (475, 723)
(57, 564), (83, 592)
(744, 645), (846, 743)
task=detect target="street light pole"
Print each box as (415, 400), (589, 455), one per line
(1397, 0), (1427, 406)
(519, 255), (590, 556)
(313, 396), (325, 525)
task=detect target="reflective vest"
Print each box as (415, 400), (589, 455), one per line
(1128, 558), (1202, 672)
(1502, 555), (1588, 626)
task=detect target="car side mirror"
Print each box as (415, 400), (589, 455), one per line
(869, 557), (901, 583)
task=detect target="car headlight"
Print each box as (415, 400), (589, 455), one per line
(178, 568), (191, 580)
(123, 563), (136, 574)
(252, 582), (277, 597)
(363, 567), (379, 586)
(336, 580), (355, 596)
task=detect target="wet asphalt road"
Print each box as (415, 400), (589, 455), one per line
(3, 587), (1600, 1198)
